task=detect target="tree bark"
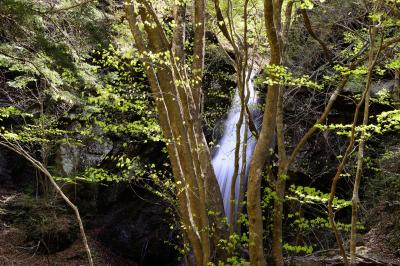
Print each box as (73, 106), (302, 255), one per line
(350, 28), (377, 266)
(394, 69), (400, 105)
(271, 2), (293, 264)
(328, 28), (381, 266)
(272, 83), (288, 266)
(125, 1), (226, 264)
(193, 0), (206, 111)
(247, 1), (281, 264)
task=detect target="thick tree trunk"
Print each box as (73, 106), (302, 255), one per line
(124, 1), (226, 264)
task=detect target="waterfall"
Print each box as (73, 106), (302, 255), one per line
(212, 72), (259, 220)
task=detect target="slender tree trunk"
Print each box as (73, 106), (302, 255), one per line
(229, 74), (245, 230)
(394, 69), (400, 106)
(270, 2), (294, 264)
(349, 80), (370, 266)
(349, 28), (376, 266)
(237, 115), (249, 233)
(327, 86), (367, 266)
(193, 0), (206, 111)
(247, 1), (281, 264)
(272, 84), (287, 266)
(272, 176), (285, 265)
(213, 0), (253, 234)
(328, 27), (381, 266)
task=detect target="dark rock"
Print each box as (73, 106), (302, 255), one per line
(98, 188), (177, 266)
(0, 146), (34, 187)
(0, 147), (13, 184)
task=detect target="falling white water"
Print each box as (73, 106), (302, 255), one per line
(212, 72), (258, 220)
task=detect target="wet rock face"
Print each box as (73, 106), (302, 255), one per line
(98, 189), (177, 266)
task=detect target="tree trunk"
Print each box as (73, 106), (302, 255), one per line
(247, 1), (281, 265)
(328, 27), (380, 266)
(271, 2), (294, 264)
(124, 1), (226, 264)
(272, 83), (287, 266)
(192, 0), (206, 111)
(350, 27), (376, 266)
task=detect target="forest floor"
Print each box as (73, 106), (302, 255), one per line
(361, 202), (400, 265)
(1, 183), (400, 265)
(0, 184), (135, 266)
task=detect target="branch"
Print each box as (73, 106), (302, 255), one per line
(327, 27), (383, 266)
(301, 9), (333, 65)
(213, 0), (240, 58)
(287, 31), (400, 168)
